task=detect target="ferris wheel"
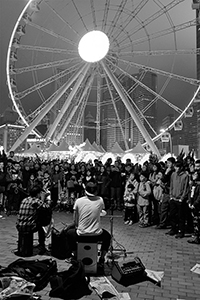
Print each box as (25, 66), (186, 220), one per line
(7, 0), (200, 156)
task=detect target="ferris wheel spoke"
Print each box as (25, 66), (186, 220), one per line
(46, 63), (91, 141)
(118, 0), (184, 46)
(45, 0), (81, 38)
(118, 48), (200, 57)
(73, 85), (92, 140)
(103, 71), (129, 150)
(10, 63), (89, 152)
(15, 62), (82, 100)
(55, 72), (95, 143)
(113, 0), (149, 41)
(90, 0), (97, 29)
(101, 0), (110, 32)
(101, 60), (160, 157)
(15, 44), (77, 55)
(118, 58), (200, 86)
(71, 0), (89, 32)
(106, 0), (128, 37)
(119, 19), (198, 51)
(107, 58), (183, 114)
(14, 57), (80, 74)
(27, 20), (77, 47)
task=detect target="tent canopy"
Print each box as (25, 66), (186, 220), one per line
(127, 142), (148, 154)
(110, 142), (124, 154)
(24, 143), (41, 154)
(56, 140), (69, 151)
(80, 139), (96, 152)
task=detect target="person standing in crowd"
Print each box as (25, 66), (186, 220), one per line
(123, 183), (136, 225)
(149, 163), (161, 225)
(0, 159), (7, 216)
(166, 160), (190, 238)
(187, 170), (200, 244)
(195, 159), (200, 172)
(65, 181), (111, 267)
(50, 164), (63, 208)
(96, 165), (111, 210)
(110, 160), (123, 210)
(156, 157), (175, 229)
(16, 184), (51, 254)
(137, 171), (151, 227)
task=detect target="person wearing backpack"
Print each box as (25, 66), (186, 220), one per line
(16, 184), (51, 255)
(65, 181), (111, 267)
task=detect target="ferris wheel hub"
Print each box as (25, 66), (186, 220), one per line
(78, 30), (110, 63)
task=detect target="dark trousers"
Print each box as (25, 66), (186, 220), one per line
(169, 200), (187, 233)
(191, 210), (200, 239)
(66, 228), (111, 254)
(35, 226), (46, 246)
(51, 187), (59, 208)
(124, 207), (135, 222)
(159, 193), (170, 227)
(110, 187), (122, 208)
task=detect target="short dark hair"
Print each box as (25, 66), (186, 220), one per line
(85, 181), (97, 195)
(127, 183), (134, 190)
(175, 160), (184, 168)
(30, 185), (43, 197)
(167, 157), (176, 164)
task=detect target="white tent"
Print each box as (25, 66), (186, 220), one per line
(24, 143), (41, 155)
(56, 140), (69, 151)
(47, 143), (58, 152)
(110, 142), (124, 154)
(80, 139), (97, 152)
(127, 142), (148, 154)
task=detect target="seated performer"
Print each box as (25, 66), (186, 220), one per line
(16, 184), (51, 254)
(66, 181), (111, 266)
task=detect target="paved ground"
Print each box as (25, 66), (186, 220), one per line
(0, 210), (199, 300)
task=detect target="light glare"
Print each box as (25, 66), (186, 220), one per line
(78, 31), (109, 63)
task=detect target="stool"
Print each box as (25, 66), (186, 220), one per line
(18, 231), (33, 257)
(77, 236), (99, 274)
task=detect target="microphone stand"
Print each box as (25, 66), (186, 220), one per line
(106, 202), (127, 263)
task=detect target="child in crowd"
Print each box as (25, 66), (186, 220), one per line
(123, 183), (136, 225)
(137, 172), (151, 227)
(153, 170), (165, 225)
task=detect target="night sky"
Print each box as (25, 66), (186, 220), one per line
(0, 0), (197, 124)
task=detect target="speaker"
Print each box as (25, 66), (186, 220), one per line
(77, 242), (98, 274)
(111, 257), (146, 286)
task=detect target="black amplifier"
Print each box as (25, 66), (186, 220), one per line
(111, 257), (146, 285)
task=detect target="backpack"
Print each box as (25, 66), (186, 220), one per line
(51, 227), (72, 260)
(49, 259), (92, 299)
(37, 205), (52, 227)
(153, 185), (164, 201)
(0, 258), (57, 292)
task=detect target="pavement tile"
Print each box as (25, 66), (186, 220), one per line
(0, 210), (200, 300)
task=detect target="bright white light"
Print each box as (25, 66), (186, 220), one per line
(78, 31), (109, 63)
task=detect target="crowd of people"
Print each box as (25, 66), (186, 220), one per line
(0, 149), (200, 247)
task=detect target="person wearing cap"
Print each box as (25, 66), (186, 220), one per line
(16, 184), (51, 254)
(166, 160), (190, 238)
(66, 181), (111, 266)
